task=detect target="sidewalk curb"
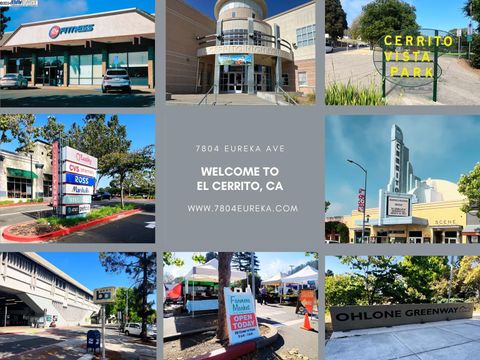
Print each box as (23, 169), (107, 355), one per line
(2, 208), (141, 242)
(0, 201), (48, 208)
(186, 323), (278, 360)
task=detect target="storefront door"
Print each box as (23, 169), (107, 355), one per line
(227, 72), (244, 93)
(44, 66), (58, 86)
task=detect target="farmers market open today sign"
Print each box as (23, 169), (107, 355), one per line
(331, 303), (474, 332)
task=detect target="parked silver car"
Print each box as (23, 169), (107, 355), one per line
(0, 73), (28, 89)
(101, 69), (132, 93)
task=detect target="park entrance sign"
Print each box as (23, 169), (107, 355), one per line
(373, 29), (456, 102)
(331, 303), (474, 332)
(52, 141), (97, 218)
(224, 288), (260, 345)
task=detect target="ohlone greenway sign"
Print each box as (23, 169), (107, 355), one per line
(331, 303), (474, 331)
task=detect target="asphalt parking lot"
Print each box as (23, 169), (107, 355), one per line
(0, 87), (155, 107)
(325, 48), (480, 105)
(326, 317), (480, 360)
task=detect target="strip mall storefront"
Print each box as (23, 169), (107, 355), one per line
(0, 8), (155, 88)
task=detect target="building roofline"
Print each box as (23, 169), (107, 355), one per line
(265, 0), (315, 21)
(23, 253), (94, 296)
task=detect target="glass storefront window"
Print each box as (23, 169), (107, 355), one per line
(69, 55), (80, 85)
(79, 55), (93, 85)
(7, 177), (32, 199)
(108, 53), (128, 68)
(92, 54), (103, 85)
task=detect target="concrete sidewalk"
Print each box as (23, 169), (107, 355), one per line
(326, 317), (480, 360)
(167, 93), (275, 105)
(163, 313), (217, 338)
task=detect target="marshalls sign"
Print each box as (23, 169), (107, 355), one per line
(224, 288), (260, 345)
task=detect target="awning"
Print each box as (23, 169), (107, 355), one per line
(463, 225), (480, 236)
(7, 167), (38, 179)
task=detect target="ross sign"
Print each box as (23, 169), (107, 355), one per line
(331, 303), (474, 332)
(224, 288), (260, 345)
(387, 196), (410, 217)
(51, 141), (59, 208)
(62, 146), (98, 169)
(63, 173), (96, 187)
(296, 289), (316, 315)
(62, 184), (94, 195)
(49, 24), (95, 39)
(374, 29), (455, 102)
(62, 204), (91, 216)
(357, 188), (365, 213)
(62, 195), (92, 205)
(94, 287), (117, 304)
(218, 54), (253, 66)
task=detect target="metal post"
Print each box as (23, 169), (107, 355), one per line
(251, 253), (256, 309)
(101, 304), (106, 360)
(4, 305), (6, 327)
(347, 160), (368, 243)
(125, 290), (128, 323)
(382, 47), (386, 98)
(30, 154), (33, 200)
(448, 256), (454, 302)
(433, 30), (439, 102)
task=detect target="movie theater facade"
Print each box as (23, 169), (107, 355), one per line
(0, 8), (155, 88)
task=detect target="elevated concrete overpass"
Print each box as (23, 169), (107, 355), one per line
(0, 253), (99, 328)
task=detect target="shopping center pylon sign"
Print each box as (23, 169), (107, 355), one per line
(224, 288), (260, 345)
(52, 140), (97, 218)
(373, 29), (456, 102)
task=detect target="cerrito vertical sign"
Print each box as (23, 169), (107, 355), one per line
(52, 142), (97, 218)
(224, 288), (260, 345)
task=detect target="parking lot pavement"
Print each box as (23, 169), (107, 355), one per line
(0, 87), (155, 107)
(326, 318), (480, 360)
(325, 49), (480, 105)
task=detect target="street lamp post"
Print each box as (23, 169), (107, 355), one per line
(347, 159), (368, 244)
(30, 152), (34, 201)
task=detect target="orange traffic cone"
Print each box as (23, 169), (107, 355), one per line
(301, 313), (313, 331)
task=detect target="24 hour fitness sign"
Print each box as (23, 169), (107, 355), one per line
(331, 303), (474, 331)
(224, 288), (260, 345)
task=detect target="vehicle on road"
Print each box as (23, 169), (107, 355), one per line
(0, 73), (28, 89)
(124, 323), (157, 339)
(101, 69), (132, 93)
(92, 191), (112, 201)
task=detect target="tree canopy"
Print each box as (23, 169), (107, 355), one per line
(0, 7), (10, 40)
(325, 0), (348, 40)
(359, 0), (419, 48)
(458, 163), (480, 217)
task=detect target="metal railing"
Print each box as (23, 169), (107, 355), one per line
(275, 85), (298, 105)
(198, 85), (217, 105)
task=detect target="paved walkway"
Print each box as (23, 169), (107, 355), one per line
(326, 318), (480, 360)
(167, 93), (275, 106)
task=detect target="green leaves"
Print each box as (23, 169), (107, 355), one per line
(458, 162), (480, 216)
(325, 0), (348, 40)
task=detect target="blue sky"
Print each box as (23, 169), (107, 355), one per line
(164, 252), (317, 282)
(1, 114), (155, 188)
(5, 0), (155, 30)
(340, 0), (475, 31)
(37, 252), (156, 304)
(183, 0), (311, 19)
(326, 115), (480, 217)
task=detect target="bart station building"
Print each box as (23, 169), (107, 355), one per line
(0, 8), (155, 88)
(0, 140), (53, 201)
(329, 125), (480, 244)
(0, 252), (98, 327)
(166, 0), (316, 95)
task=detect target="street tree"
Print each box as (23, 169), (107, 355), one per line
(0, 114), (38, 152)
(350, 14), (364, 40)
(101, 145), (155, 208)
(0, 7), (10, 40)
(458, 163), (480, 217)
(359, 0), (419, 49)
(163, 252), (184, 267)
(325, 273), (364, 308)
(205, 252), (218, 262)
(217, 252), (234, 341)
(325, 0), (348, 40)
(340, 256), (404, 305)
(99, 252), (157, 342)
(457, 256), (480, 299)
(464, 0), (480, 29)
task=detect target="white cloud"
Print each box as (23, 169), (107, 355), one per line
(259, 258), (305, 280)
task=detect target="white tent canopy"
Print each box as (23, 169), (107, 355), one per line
(282, 265), (318, 285)
(261, 272), (287, 286)
(184, 259), (246, 284)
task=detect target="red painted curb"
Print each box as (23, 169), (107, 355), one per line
(2, 208), (141, 242)
(189, 341), (257, 360)
(0, 201), (49, 208)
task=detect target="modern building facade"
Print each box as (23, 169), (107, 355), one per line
(0, 253), (98, 327)
(0, 8), (155, 88)
(166, 0), (316, 95)
(0, 140), (52, 201)
(332, 125), (480, 244)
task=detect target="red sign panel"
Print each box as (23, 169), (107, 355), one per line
(229, 313), (257, 331)
(52, 141), (59, 207)
(299, 290), (315, 314)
